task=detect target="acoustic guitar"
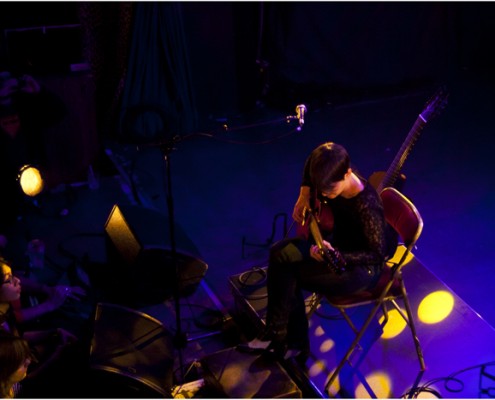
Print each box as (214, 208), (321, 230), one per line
(369, 86), (449, 192)
(305, 207), (346, 274)
(297, 86), (449, 241)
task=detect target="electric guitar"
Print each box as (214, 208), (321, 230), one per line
(369, 86), (449, 192)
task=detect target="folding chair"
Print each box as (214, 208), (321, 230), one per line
(307, 187), (426, 393)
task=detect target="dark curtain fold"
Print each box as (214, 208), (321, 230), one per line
(78, 2), (134, 136)
(118, 2), (197, 142)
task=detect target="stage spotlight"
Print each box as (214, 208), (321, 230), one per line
(418, 290), (454, 324)
(18, 165), (44, 197)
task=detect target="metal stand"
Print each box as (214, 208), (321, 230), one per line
(135, 104), (306, 383)
(158, 137), (188, 382)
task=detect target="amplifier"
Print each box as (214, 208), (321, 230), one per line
(229, 266), (268, 336)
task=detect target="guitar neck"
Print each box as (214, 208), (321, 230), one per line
(308, 213), (325, 250)
(376, 115), (426, 193)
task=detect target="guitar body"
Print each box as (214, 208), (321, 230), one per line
(296, 196), (334, 240)
(295, 87), (447, 239)
(368, 171), (406, 192)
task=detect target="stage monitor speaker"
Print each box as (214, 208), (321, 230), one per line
(89, 303), (174, 398)
(103, 204), (208, 305)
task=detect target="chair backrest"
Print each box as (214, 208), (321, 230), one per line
(380, 187), (423, 257)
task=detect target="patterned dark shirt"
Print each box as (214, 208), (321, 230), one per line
(327, 181), (389, 267)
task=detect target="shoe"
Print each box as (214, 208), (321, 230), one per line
(236, 338), (272, 354)
(237, 338), (288, 360)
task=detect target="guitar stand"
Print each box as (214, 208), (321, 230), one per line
(241, 212), (288, 259)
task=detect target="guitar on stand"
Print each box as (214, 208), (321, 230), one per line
(369, 86), (449, 193)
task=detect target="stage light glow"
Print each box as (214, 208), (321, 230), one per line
(378, 308), (407, 339)
(354, 371), (391, 398)
(325, 368), (341, 397)
(319, 338), (335, 353)
(387, 244), (414, 267)
(308, 359), (327, 378)
(18, 165), (44, 196)
(314, 325), (325, 337)
(418, 290), (454, 324)
(415, 387), (443, 398)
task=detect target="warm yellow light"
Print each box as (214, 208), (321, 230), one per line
(416, 388), (443, 398)
(314, 325), (325, 337)
(387, 245), (414, 267)
(379, 308), (407, 339)
(354, 371), (392, 398)
(308, 359), (327, 378)
(418, 290), (454, 324)
(325, 367), (341, 397)
(319, 338), (335, 353)
(18, 165), (44, 196)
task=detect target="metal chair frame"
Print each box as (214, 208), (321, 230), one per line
(307, 187), (426, 393)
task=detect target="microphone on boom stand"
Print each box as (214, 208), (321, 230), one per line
(287, 104), (307, 131)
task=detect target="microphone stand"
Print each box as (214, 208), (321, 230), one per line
(135, 105), (306, 384)
(156, 135), (187, 383)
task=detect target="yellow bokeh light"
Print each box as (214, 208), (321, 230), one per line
(319, 338), (335, 353)
(308, 359), (327, 378)
(325, 367), (341, 397)
(418, 290), (454, 324)
(314, 325), (325, 337)
(379, 308), (407, 339)
(18, 165), (44, 197)
(355, 371), (392, 398)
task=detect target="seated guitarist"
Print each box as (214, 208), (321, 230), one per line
(238, 142), (397, 361)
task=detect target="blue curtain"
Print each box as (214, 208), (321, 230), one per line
(119, 2), (197, 142)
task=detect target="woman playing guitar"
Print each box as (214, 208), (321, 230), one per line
(238, 142), (394, 360)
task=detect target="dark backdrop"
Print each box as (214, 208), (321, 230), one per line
(0, 2), (494, 137)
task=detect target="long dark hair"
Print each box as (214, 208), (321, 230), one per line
(309, 142), (350, 191)
(0, 331), (32, 398)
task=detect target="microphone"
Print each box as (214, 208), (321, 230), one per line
(296, 104), (307, 128)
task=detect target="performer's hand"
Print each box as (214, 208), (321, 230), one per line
(310, 240), (334, 262)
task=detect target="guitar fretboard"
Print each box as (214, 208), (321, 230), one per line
(377, 116), (426, 193)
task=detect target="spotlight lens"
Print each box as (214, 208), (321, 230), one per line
(19, 166), (44, 196)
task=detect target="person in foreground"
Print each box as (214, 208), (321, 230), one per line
(239, 142), (395, 360)
(0, 332), (32, 398)
(0, 259), (83, 397)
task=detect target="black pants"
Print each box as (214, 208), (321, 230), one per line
(265, 237), (381, 349)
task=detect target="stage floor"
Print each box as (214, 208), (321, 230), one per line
(228, 249), (495, 398)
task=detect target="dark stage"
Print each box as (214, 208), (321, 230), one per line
(3, 71), (495, 398)
(1, 2), (495, 398)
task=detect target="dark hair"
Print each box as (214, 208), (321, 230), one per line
(0, 332), (32, 397)
(309, 142), (350, 191)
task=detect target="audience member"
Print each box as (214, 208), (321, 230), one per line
(0, 258), (86, 397)
(12, 274), (86, 330)
(0, 331), (32, 398)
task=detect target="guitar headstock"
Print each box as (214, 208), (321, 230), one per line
(420, 86), (449, 123)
